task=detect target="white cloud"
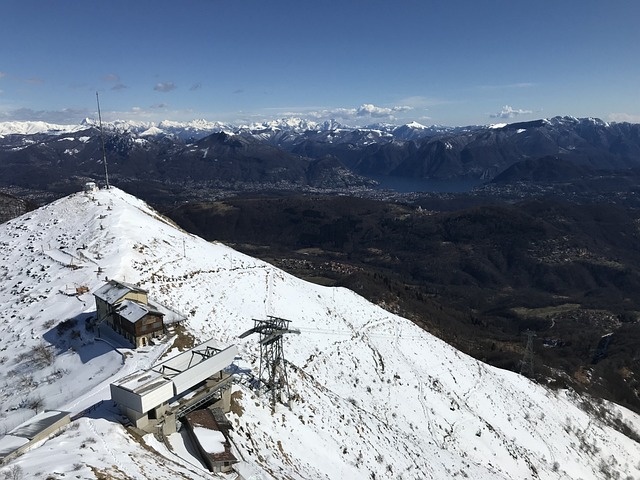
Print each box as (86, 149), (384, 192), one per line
(302, 103), (412, 123)
(490, 105), (533, 119)
(310, 107), (353, 119)
(356, 103), (412, 117)
(111, 83), (127, 91)
(0, 72), (6, 79)
(154, 82), (177, 92)
(607, 112), (640, 124)
(104, 73), (120, 83)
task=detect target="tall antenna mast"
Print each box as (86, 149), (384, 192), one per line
(96, 91), (110, 189)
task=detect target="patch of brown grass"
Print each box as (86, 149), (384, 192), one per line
(230, 390), (244, 417)
(169, 323), (196, 351)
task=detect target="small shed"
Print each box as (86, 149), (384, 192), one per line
(184, 409), (237, 473)
(93, 279), (163, 348)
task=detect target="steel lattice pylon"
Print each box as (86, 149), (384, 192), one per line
(239, 316), (300, 408)
(520, 330), (536, 378)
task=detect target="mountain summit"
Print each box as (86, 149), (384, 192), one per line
(0, 187), (639, 479)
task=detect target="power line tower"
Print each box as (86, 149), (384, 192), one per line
(239, 316), (300, 408)
(520, 330), (536, 378)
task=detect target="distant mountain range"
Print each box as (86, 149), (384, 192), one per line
(1, 116), (640, 204)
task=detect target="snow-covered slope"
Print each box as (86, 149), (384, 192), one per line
(1, 188), (639, 479)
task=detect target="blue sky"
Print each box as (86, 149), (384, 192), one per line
(1, 0), (639, 126)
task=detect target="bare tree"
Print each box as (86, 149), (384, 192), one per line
(31, 343), (54, 366)
(28, 395), (45, 414)
(3, 465), (23, 480)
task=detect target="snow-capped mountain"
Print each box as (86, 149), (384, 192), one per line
(2, 115), (640, 208)
(0, 117), (450, 142)
(78, 118), (232, 141)
(1, 186), (639, 479)
(0, 121), (87, 137)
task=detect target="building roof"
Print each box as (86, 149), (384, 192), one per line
(9, 410), (70, 439)
(0, 410), (70, 459)
(152, 338), (226, 374)
(93, 279), (147, 305)
(211, 407), (232, 430)
(186, 408), (220, 430)
(114, 299), (163, 324)
(114, 369), (170, 395)
(0, 436), (29, 459)
(185, 409), (237, 463)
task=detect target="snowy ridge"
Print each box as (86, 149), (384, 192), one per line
(0, 115), (627, 140)
(0, 121), (86, 136)
(0, 117), (463, 140)
(0, 188), (639, 479)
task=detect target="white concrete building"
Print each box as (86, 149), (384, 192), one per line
(110, 338), (238, 433)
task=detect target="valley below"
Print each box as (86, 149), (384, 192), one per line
(161, 187), (640, 416)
